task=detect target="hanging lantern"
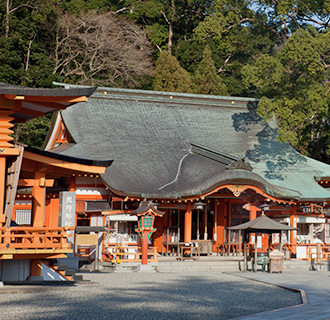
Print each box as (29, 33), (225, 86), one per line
(193, 201), (205, 211)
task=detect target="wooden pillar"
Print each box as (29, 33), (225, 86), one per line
(141, 230), (149, 265)
(254, 233), (257, 272)
(243, 232), (247, 271)
(168, 209), (172, 227)
(204, 204), (208, 240)
(249, 205), (257, 221)
(69, 175), (76, 192)
(31, 171), (46, 227)
(0, 157), (6, 223)
(290, 206), (298, 255)
(184, 204), (193, 243)
(197, 209), (200, 240)
(214, 199), (218, 241)
(30, 259), (42, 277)
(49, 197), (59, 228)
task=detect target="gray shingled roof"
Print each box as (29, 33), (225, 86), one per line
(50, 84), (330, 201)
(227, 214), (297, 233)
(0, 82), (96, 97)
(0, 82), (97, 122)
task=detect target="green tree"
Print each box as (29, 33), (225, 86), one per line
(119, 0), (212, 55)
(60, 0), (110, 14)
(194, 0), (278, 96)
(12, 114), (52, 148)
(0, 0), (62, 87)
(193, 44), (228, 95)
(242, 27), (330, 158)
(153, 51), (193, 92)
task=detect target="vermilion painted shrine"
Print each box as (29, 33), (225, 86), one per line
(1, 82), (330, 281)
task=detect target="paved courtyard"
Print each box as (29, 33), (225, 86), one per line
(0, 271), (304, 320)
(235, 271), (330, 320)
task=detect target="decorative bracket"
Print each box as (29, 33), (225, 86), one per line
(227, 185), (247, 197)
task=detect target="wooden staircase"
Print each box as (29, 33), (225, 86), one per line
(45, 259), (82, 282)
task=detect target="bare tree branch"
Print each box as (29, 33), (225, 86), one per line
(52, 12), (154, 88)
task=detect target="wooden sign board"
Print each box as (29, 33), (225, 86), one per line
(76, 234), (98, 246)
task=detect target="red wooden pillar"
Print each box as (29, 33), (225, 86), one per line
(184, 204), (193, 243)
(69, 176), (76, 192)
(290, 206), (298, 255)
(249, 205), (257, 221)
(49, 197), (59, 228)
(0, 157), (6, 219)
(31, 170), (46, 227)
(141, 230), (149, 265)
(30, 259), (42, 277)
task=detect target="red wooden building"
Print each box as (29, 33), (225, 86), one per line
(42, 84), (330, 262)
(0, 83), (111, 282)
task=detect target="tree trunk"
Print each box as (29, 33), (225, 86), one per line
(168, 23), (173, 54)
(6, 0), (10, 38)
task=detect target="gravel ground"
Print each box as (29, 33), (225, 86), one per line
(0, 271), (302, 320)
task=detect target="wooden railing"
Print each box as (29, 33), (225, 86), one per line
(284, 243), (296, 257)
(0, 227), (74, 251)
(307, 244), (330, 262)
(103, 246), (158, 263)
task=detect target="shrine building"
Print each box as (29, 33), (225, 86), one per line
(41, 83), (330, 261)
(0, 83), (111, 282)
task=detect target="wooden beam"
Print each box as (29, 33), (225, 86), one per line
(19, 107), (45, 118)
(22, 100), (70, 111)
(0, 148), (19, 156)
(18, 179), (54, 187)
(0, 249), (72, 254)
(3, 94), (88, 103)
(0, 249), (72, 260)
(24, 151), (107, 174)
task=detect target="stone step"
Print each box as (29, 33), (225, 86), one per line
(72, 274), (83, 281)
(155, 259), (312, 273)
(56, 264), (68, 271)
(155, 262), (241, 273)
(65, 269), (76, 276)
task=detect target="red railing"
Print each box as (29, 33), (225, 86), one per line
(0, 227), (74, 250)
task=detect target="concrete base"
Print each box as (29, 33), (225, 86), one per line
(26, 276), (44, 282)
(136, 264), (155, 273)
(0, 281), (4, 287)
(59, 254), (79, 272)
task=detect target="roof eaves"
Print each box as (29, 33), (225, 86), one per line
(26, 146), (113, 167)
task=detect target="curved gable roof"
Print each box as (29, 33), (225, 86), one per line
(51, 85), (330, 201)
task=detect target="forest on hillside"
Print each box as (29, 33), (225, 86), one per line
(2, 0), (330, 162)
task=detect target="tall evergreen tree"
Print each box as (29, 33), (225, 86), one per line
(193, 44), (228, 95)
(153, 51), (193, 93)
(241, 27), (330, 159)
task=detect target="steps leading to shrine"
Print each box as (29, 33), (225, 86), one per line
(154, 258), (312, 273)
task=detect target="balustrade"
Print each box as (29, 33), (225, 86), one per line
(0, 227), (74, 251)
